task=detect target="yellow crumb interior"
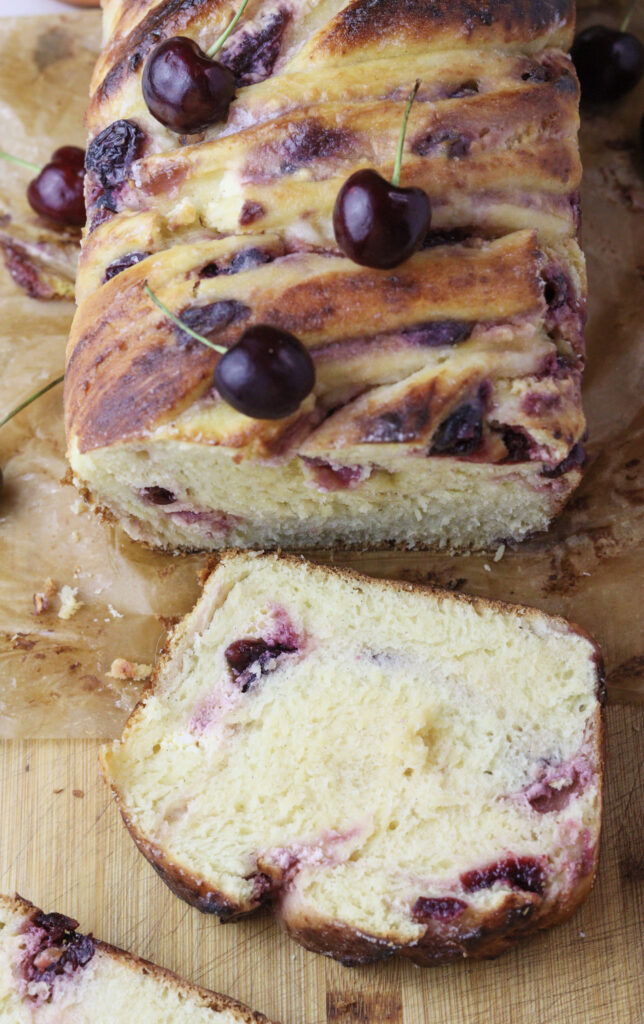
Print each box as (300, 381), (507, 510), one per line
(104, 555), (600, 944)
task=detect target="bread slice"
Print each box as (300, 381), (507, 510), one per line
(101, 552), (604, 966)
(0, 894), (272, 1023)
(66, 0), (587, 553)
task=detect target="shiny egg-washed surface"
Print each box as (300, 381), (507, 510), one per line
(65, 0), (588, 552)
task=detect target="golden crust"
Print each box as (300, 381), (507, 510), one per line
(67, 0), (588, 551)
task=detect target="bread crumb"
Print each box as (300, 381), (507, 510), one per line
(494, 544), (506, 562)
(33, 578), (58, 616)
(108, 604), (123, 619)
(483, 563), (491, 572)
(70, 497), (86, 515)
(58, 585), (84, 620)
(107, 658), (152, 681)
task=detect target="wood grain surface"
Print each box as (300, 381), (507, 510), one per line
(1, 705), (642, 1023)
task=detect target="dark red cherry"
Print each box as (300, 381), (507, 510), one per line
(214, 325), (315, 420)
(26, 146), (85, 226)
(333, 168), (430, 269)
(571, 25), (644, 103)
(142, 37), (235, 134)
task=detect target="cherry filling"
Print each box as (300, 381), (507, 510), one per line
(302, 457), (368, 492)
(526, 768), (582, 814)
(541, 441), (586, 478)
(422, 227), (477, 249)
(402, 319), (472, 347)
(21, 911), (95, 1001)
(103, 251), (149, 282)
(412, 896), (467, 922)
(225, 635), (298, 692)
(85, 119), (145, 190)
(461, 856), (545, 895)
(140, 486), (176, 505)
(500, 426), (534, 463)
(430, 388), (487, 457)
(174, 300), (250, 346)
(220, 7), (291, 86)
(199, 246), (274, 278)
(85, 120), (145, 227)
(412, 129), (471, 159)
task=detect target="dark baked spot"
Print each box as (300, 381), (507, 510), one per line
(103, 251), (149, 282)
(592, 649), (607, 706)
(448, 79), (479, 98)
(85, 120), (145, 189)
(21, 911), (95, 1001)
(239, 200), (265, 226)
(461, 856), (545, 895)
(543, 269), (569, 310)
(505, 903), (535, 925)
(176, 300), (250, 345)
(541, 441), (585, 478)
(412, 129), (471, 159)
(422, 226), (477, 248)
(95, 0), (212, 103)
(430, 388), (487, 456)
(402, 319), (472, 347)
(412, 896), (467, 921)
(220, 7), (291, 86)
(279, 120), (354, 174)
(329, 0), (572, 48)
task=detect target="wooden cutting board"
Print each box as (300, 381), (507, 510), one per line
(1, 704), (642, 1024)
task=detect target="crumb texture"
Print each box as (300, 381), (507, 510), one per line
(103, 553), (603, 964)
(66, 0), (586, 552)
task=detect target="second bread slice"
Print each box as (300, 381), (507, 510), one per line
(102, 552), (604, 966)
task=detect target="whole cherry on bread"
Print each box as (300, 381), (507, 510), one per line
(144, 284), (315, 420)
(572, 0), (644, 103)
(142, 0), (250, 134)
(0, 146), (85, 227)
(333, 81), (431, 269)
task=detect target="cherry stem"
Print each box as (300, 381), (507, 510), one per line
(620, 0), (638, 32)
(207, 0), (252, 58)
(0, 150), (42, 174)
(144, 282), (227, 354)
(391, 80), (421, 188)
(0, 373), (64, 430)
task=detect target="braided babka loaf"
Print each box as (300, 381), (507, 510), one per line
(102, 553), (604, 966)
(0, 895), (272, 1023)
(65, 0), (587, 551)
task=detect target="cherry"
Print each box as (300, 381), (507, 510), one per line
(214, 325), (315, 419)
(142, 0), (249, 133)
(0, 146), (85, 227)
(144, 284), (315, 420)
(333, 81), (430, 269)
(572, 3), (644, 105)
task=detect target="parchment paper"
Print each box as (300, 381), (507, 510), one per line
(0, 8), (643, 738)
